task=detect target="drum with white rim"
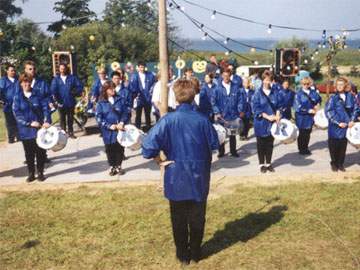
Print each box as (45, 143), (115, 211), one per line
(346, 122), (360, 149)
(36, 126), (68, 152)
(314, 109), (329, 129)
(271, 118), (299, 144)
(213, 123), (226, 145)
(117, 124), (145, 151)
(223, 118), (244, 136)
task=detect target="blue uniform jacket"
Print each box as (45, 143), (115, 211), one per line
(252, 88), (281, 137)
(12, 90), (51, 140)
(354, 93), (360, 120)
(142, 103), (219, 202)
(50, 75), (83, 108)
(294, 89), (322, 129)
(95, 96), (130, 145)
(212, 82), (245, 121)
(0, 76), (18, 113)
(231, 74), (243, 89)
(116, 83), (133, 120)
(278, 88), (295, 120)
(90, 78), (103, 101)
(325, 93), (356, 139)
(344, 92), (356, 116)
(130, 71), (156, 107)
(198, 83), (215, 118)
(239, 88), (255, 119)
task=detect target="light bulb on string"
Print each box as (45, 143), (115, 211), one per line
(211, 10), (216, 20)
(250, 47), (256, 53)
(147, 0), (151, 8)
(225, 51), (229, 56)
(322, 29), (326, 39)
(317, 42), (321, 49)
(315, 49), (319, 55)
(62, 24), (67, 30)
(254, 61), (259, 65)
(311, 55), (314, 60)
(223, 37), (230, 44)
(180, 6), (185, 11)
(198, 24), (204, 32)
(201, 32), (208, 41)
(267, 24), (272, 34)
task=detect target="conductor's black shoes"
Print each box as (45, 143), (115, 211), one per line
(260, 166), (267, 173)
(26, 174), (36, 183)
(37, 173), (46, 181)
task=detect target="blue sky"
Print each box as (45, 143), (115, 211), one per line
(15, 0), (360, 39)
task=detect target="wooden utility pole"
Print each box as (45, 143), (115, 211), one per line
(158, 0), (169, 117)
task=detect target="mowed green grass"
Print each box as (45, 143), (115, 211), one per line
(1, 180), (360, 269)
(0, 112), (6, 142)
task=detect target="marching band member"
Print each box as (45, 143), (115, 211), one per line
(205, 54), (219, 79)
(0, 64), (19, 143)
(239, 77), (254, 140)
(212, 68), (245, 158)
(142, 79), (219, 265)
(50, 63), (83, 138)
(278, 79), (295, 120)
(13, 74), (51, 182)
(252, 71), (281, 173)
(198, 73), (216, 121)
(344, 81), (356, 117)
(228, 63), (243, 89)
(325, 77), (356, 172)
(294, 77), (322, 155)
(111, 70), (132, 114)
(88, 67), (107, 112)
(183, 67), (194, 80)
(129, 61), (156, 131)
(96, 81), (129, 176)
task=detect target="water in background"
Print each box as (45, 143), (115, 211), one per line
(188, 39), (360, 52)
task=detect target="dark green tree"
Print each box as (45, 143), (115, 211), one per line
(47, 0), (96, 35)
(0, 0), (23, 23)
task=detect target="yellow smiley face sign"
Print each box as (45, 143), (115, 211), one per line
(192, 60), (207, 73)
(175, 59), (186, 70)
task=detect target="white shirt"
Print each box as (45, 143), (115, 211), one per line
(222, 81), (231, 95)
(207, 83), (213, 88)
(139, 72), (146, 89)
(8, 77), (15, 83)
(340, 93), (346, 102)
(194, 94), (200, 106)
(60, 75), (67, 84)
(303, 89), (310, 95)
(31, 79), (36, 88)
(151, 80), (176, 110)
(24, 91), (32, 98)
(108, 96), (115, 105)
(115, 85), (121, 94)
(263, 88), (271, 96)
(245, 88), (250, 94)
(100, 79), (107, 85)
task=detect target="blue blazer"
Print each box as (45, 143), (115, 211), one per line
(12, 90), (51, 140)
(212, 82), (245, 121)
(50, 74), (83, 108)
(294, 89), (322, 129)
(325, 93), (356, 139)
(0, 76), (18, 113)
(142, 103), (219, 202)
(278, 88), (295, 120)
(252, 88), (281, 137)
(115, 83), (133, 120)
(130, 71), (156, 107)
(95, 96), (130, 145)
(89, 78), (104, 101)
(198, 83), (216, 118)
(239, 88), (255, 119)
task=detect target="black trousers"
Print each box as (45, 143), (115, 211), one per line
(240, 117), (251, 138)
(59, 107), (75, 134)
(169, 200), (207, 261)
(256, 136), (274, 165)
(22, 139), (46, 175)
(219, 135), (237, 155)
(135, 104), (152, 129)
(4, 110), (18, 141)
(105, 142), (124, 167)
(328, 138), (347, 168)
(297, 128), (312, 152)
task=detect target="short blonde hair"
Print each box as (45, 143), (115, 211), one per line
(335, 76), (348, 85)
(173, 79), (195, 104)
(301, 76), (312, 85)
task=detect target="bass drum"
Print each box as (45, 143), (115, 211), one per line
(223, 118), (244, 137)
(271, 119), (299, 144)
(314, 109), (328, 129)
(36, 126), (68, 152)
(346, 122), (360, 149)
(213, 123), (226, 145)
(117, 124), (145, 151)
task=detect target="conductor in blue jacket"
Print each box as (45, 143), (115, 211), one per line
(294, 77), (322, 155)
(96, 81), (129, 176)
(325, 77), (356, 172)
(252, 71), (281, 173)
(50, 63), (83, 138)
(142, 79), (219, 265)
(130, 61), (156, 131)
(0, 64), (19, 143)
(212, 68), (245, 157)
(13, 74), (51, 182)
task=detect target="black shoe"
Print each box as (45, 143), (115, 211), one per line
(260, 166), (267, 173)
(231, 152), (239, 158)
(37, 173), (46, 181)
(331, 164), (338, 172)
(267, 165), (275, 172)
(69, 133), (77, 139)
(26, 173), (36, 183)
(123, 155), (128, 160)
(217, 153), (225, 158)
(338, 165), (346, 172)
(109, 167), (117, 176)
(8, 138), (15, 144)
(191, 249), (202, 263)
(117, 167), (125, 175)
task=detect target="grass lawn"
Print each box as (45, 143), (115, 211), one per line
(0, 112), (5, 142)
(1, 180), (360, 269)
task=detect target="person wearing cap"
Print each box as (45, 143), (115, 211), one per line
(142, 79), (219, 265)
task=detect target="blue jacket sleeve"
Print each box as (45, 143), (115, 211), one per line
(325, 97), (340, 125)
(294, 93), (309, 114)
(207, 121), (220, 151)
(13, 95), (31, 127)
(50, 78), (59, 103)
(237, 90), (246, 114)
(142, 118), (167, 159)
(251, 91), (262, 118)
(0, 78), (5, 103)
(41, 97), (52, 124)
(211, 89), (220, 115)
(95, 103), (112, 130)
(74, 76), (84, 96)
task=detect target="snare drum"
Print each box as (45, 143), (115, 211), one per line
(117, 124), (145, 151)
(213, 123), (226, 145)
(314, 109), (329, 129)
(223, 118), (244, 136)
(271, 119), (299, 144)
(346, 122), (360, 149)
(36, 126), (68, 152)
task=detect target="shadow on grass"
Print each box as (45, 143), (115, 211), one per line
(202, 205), (288, 259)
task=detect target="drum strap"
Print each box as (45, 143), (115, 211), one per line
(302, 91), (317, 107)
